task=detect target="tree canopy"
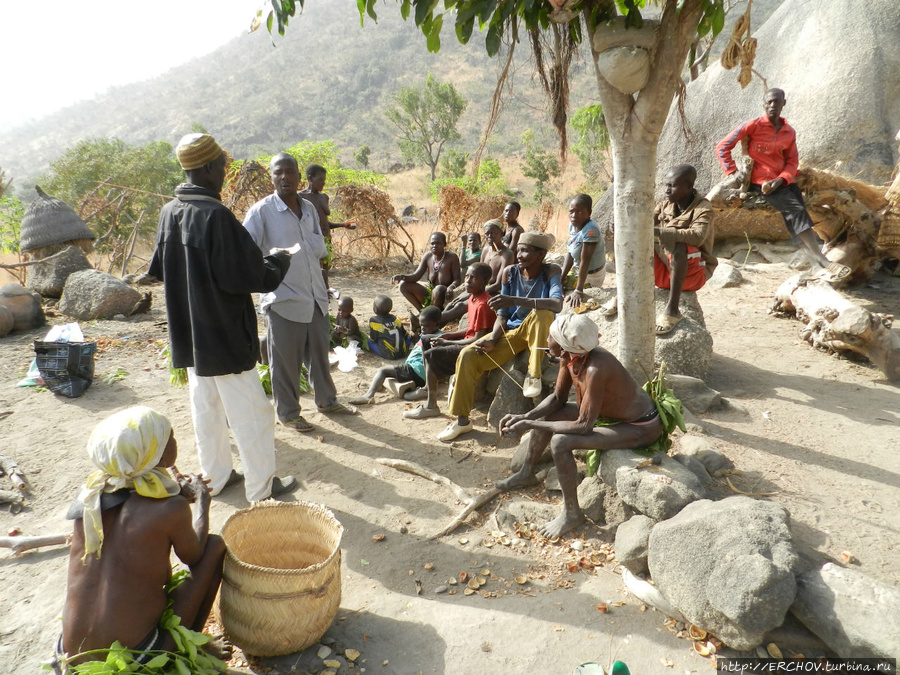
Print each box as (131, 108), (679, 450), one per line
(384, 73), (468, 181)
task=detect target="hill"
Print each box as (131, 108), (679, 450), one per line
(1, 0), (599, 187)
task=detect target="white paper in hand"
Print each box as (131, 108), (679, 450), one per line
(270, 243), (301, 255)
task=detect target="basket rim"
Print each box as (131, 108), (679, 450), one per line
(222, 500), (344, 576)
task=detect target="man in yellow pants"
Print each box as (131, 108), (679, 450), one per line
(439, 231), (563, 441)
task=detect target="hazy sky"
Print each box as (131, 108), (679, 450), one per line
(0, 0), (265, 131)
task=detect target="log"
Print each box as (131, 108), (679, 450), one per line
(772, 275), (900, 381)
(0, 533), (70, 555)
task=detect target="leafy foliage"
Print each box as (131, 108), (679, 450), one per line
(520, 130), (561, 203)
(40, 138), (182, 257)
(353, 145), (371, 169)
(429, 157), (509, 201)
(248, 140), (384, 190)
(570, 104), (611, 183)
(0, 194), (25, 254)
(440, 148), (469, 180)
(384, 73), (467, 181)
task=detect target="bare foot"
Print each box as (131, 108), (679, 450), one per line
(349, 395), (373, 405)
(539, 510), (585, 538)
(496, 468), (540, 491)
(202, 634), (233, 661)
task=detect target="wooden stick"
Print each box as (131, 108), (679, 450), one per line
(0, 245), (77, 270)
(0, 456), (30, 492)
(376, 458), (472, 503)
(0, 533), (70, 555)
(430, 487), (504, 540)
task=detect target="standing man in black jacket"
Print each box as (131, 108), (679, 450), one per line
(149, 133), (297, 501)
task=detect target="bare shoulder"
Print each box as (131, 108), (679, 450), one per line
(546, 262), (563, 277)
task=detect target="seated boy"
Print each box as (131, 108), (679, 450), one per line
(350, 306), (442, 404)
(54, 406), (226, 671)
(404, 263), (496, 419)
(367, 294), (411, 360)
(331, 296), (363, 347)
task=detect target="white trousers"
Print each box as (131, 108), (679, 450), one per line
(187, 367), (276, 501)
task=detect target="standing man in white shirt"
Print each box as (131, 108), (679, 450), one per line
(243, 153), (357, 433)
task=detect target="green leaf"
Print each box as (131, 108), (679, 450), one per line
(174, 658), (192, 675)
(401, 0), (411, 20)
(709, 2), (725, 36)
(356, 0), (366, 24)
(585, 450), (599, 477)
(485, 23), (501, 56)
(366, 0), (378, 21)
(266, 11), (273, 34)
(144, 654), (170, 668)
(414, 0), (433, 27)
(426, 14), (443, 52)
(456, 15), (475, 43)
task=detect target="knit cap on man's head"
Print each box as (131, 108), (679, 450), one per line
(175, 133), (223, 170)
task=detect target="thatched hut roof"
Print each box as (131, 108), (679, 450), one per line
(20, 186), (95, 253)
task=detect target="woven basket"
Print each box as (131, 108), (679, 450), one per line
(220, 501), (343, 657)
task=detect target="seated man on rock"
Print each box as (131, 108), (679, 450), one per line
(392, 232), (461, 311)
(54, 406), (226, 672)
(438, 231), (562, 442)
(498, 314), (663, 537)
(652, 164), (717, 335)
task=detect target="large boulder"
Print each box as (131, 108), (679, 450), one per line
(486, 368), (532, 431)
(615, 515), (654, 575)
(0, 305), (13, 338)
(791, 563), (900, 658)
(656, 0), (900, 195)
(59, 270), (142, 320)
(599, 449), (706, 521)
(648, 497), (800, 650)
(0, 283), (45, 332)
(580, 288), (713, 379)
(665, 373), (722, 414)
(25, 245), (93, 298)
(577, 474), (635, 530)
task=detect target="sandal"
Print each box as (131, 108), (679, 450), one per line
(816, 261), (852, 284)
(279, 416), (314, 432)
(654, 314), (683, 336)
(318, 402), (359, 415)
(597, 298), (618, 317)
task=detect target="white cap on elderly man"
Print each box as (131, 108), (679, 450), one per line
(175, 133), (223, 170)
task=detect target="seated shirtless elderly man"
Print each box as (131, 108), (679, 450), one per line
(498, 314), (663, 537)
(54, 406), (225, 671)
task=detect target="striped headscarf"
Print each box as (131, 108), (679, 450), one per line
(78, 406), (180, 559)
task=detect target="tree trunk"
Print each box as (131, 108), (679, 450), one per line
(609, 138), (658, 377)
(590, 0), (705, 381)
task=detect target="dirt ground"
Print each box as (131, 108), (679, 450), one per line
(1, 256), (899, 675)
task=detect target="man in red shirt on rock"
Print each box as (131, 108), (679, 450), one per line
(716, 88), (850, 282)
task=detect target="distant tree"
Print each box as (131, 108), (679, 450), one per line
(384, 73), (467, 181)
(41, 138), (182, 257)
(570, 104), (611, 183)
(521, 129), (561, 203)
(354, 145), (371, 169)
(440, 148), (469, 180)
